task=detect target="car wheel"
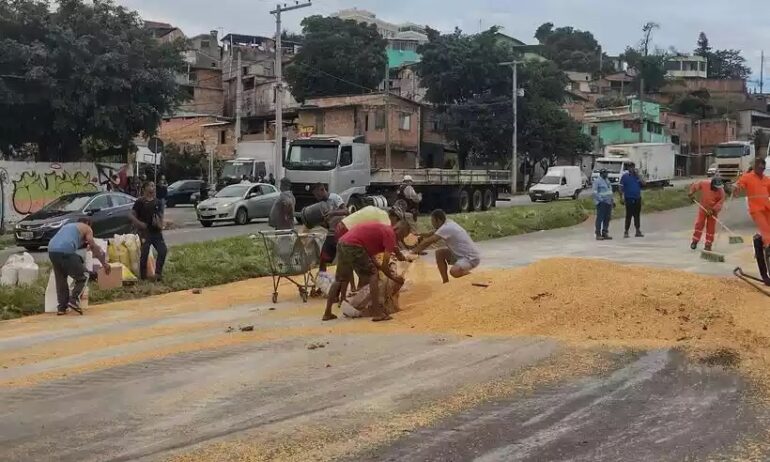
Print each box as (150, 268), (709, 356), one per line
(471, 189), (483, 211)
(23, 245), (40, 252)
(552, 192), (559, 202)
(482, 188), (495, 210)
(573, 189), (581, 200)
(200, 220), (213, 228)
(530, 196), (537, 203)
(347, 195), (366, 214)
(235, 208), (249, 225)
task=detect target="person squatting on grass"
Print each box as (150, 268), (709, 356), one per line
(411, 209), (481, 283)
(129, 181), (168, 281)
(48, 218), (110, 315)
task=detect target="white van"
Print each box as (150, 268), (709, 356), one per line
(528, 166), (583, 202)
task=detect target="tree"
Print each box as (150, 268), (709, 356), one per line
(284, 16), (387, 103)
(693, 33), (752, 80)
(533, 22), (602, 73)
(695, 32), (711, 57)
(640, 22), (659, 57)
(0, 0), (184, 162)
(418, 28), (591, 168)
(621, 47), (667, 93)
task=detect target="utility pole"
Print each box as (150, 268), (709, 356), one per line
(235, 50), (242, 143)
(500, 61), (522, 193)
(384, 58), (391, 169)
(271, 1), (312, 181)
(761, 50), (765, 94)
(638, 77), (645, 143)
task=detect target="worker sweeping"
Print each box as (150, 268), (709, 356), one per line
(734, 158), (770, 269)
(689, 177), (726, 252)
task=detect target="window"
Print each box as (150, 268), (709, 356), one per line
(590, 126), (598, 136)
(110, 194), (134, 206)
(260, 185), (275, 195)
(672, 135), (681, 145)
(364, 112), (370, 131)
(219, 130), (226, 144)
(670, 121), (677, 129)
(399, 113), (411, 131)
(86, 195), (112, 212)
(249, 186), (262, 197)
(375, 111), (386, 130)
(200, 40), (210, 49)
(182, 181), (201, 192)
(189, 72), (197, 83)
(339, 146), (353, 167)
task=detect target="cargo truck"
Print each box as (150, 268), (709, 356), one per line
(713, 141), (756, 183)
(591, 143), (676, 189)
(218, 141), (277, 190)
(283, 135), (510, 213)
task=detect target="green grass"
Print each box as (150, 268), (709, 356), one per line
(0, 187), (692, 320)
(0, 236), (270, 320)
(0, 233), (15, 250)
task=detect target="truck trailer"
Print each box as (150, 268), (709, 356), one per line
(283, 135), (511, 213)
(591, 143), (676, 188)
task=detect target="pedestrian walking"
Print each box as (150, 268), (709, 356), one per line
(48, 218), (110, 315)
(689, 177), (726, 252)
(129, 181), (168, 281)
(619, 162), (645, 238)
(734, 158), (770, 268)
(593, 168), (614, 240)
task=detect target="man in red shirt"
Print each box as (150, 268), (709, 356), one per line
(735, 158), (770, 264)
(323, 221), (405, 322)
(689, 177), (726, 252)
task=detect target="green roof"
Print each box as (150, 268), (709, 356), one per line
(387, 49), (421, 69)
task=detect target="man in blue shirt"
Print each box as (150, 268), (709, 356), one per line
(592, 169), (615, 240)
(619, 162), (645, 238)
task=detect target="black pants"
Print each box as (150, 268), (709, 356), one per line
(140, 232), (168, 279)
(49, 252), (88, 310)
(624, 198), (642, 232)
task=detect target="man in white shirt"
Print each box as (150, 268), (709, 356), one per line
(411, 209), (480, 283)
(312, 183), (348, 273)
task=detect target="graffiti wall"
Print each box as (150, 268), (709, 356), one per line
(0, 161), (128, 225)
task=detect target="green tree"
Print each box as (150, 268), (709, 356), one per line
(418, 28), (591, 168)
(0, 0), (184, 162)
(695, 32), (711, 57)
(693, 33), (751, 80)
(284, 16), (387, 103)
(621, 46), (667, 93)
(533, 22), (602, 73)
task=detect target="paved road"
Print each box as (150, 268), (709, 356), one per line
(0, 204), (767, 461)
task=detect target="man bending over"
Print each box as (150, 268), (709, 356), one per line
(412, 209), (480, 283)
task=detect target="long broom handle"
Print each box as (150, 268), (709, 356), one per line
(692, 199), (740, 236)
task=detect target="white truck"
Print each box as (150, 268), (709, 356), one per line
(591, 143), (676, 189)
(528, 166), (584, 202)
(283, 135), (511, 213)
(713, 141), (756, 183)
(218, 141), (278, 190)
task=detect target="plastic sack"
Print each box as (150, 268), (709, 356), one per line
(16, 261), (39, 286)
(146, 252), (156, 279)
(107, 241), (119, 263)
(125, 237), (141, 277)
(1, 264), (18, 286)
(341, 301), (363, 318)
(115, 243), (132, 273)
(121, 263), (138, 282)
(44, 272), (90, 313)
(315, 271), (334, 297)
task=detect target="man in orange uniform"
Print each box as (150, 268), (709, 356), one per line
(734, 158), (770, 266)
(689, 177), (726, 252)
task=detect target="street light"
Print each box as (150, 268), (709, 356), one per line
(500, 61), (522, 194)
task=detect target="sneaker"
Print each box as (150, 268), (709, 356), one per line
(635, 231), (645, 238)
(690, 241), (698, 250)
(67, 300), (83, 316)
(602, 235), (613, 240)
(596, 235), (604, 241)
(624, 231), (630, 239)
(704, 244), (712, 252)
(57, 307), (68, 316)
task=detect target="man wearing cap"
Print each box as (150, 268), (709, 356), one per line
(396, 175), (422, 219)
(689, 177), (726, 252)
(592, 168), (615, 240)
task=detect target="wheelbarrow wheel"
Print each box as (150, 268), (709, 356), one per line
(272, 292), (278, 304)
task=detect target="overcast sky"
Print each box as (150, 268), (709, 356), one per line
(117, 0), (770, 89)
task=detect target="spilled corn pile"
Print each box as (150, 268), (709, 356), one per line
(397, 258), (770, 385)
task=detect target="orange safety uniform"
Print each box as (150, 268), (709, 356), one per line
(690, 180), (725, 246)
(736, 171), (770, 246)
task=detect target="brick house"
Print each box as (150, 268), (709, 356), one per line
(159, 114), (236, 160)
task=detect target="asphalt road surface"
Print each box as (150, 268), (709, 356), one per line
(1, 204), (768, 461)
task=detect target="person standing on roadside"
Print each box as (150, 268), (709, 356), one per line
(129, 181), (168, 281)
(268, 173), (276, 186)
(156, 175), (169, 216)
(269, 178), (296, 230)
(592, 168), (614, 240)
(48, 218), (110, 315)
(619, 162), (645, 238)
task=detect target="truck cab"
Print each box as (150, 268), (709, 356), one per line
(218, 158), (269, 190)
(284, 136), (371, 209)
(591, 157), (630, 188)
(714, 141), (755, 182)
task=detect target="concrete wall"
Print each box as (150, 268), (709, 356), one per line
(159, 117), (235, 159)
(584, 119), (670, 151)
(0, 161), (127, 224)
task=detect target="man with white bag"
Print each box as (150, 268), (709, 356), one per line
(47, 218), (110, 315)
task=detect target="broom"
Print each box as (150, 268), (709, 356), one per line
(692, 201), (741, 263)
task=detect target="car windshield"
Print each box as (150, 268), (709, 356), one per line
(714, 145), (749, 158)
(215, 185), (250, 198)
(285, 144), (338, 171)
(594, 161), (623, 173)
(539, 176), (561, 185)
(222, 162), (253, 178)
(42, 195), (92, 212)
(168, 181), (186, 190)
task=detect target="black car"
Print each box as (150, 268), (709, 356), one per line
(14, 192), (136, 251)
(165, 180), (205, 207)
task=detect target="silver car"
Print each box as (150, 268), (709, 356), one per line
(196, 183), (280, 227)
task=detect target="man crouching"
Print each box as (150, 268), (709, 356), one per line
(323, 222), (405, 322)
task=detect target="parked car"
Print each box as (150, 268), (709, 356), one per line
(165, 180), (205, 207)
(529, 166), (584, 202)
(196, 183), (280, 227)
(14, 192), (136, 251)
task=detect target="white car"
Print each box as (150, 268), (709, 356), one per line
(196, 183), (280, 227)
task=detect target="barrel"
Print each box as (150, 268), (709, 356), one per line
(299, 202), (330, 229)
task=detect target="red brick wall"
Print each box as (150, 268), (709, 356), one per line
(694, 119), (737, 154)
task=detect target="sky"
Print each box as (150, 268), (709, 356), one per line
(117, 0), (770, 90)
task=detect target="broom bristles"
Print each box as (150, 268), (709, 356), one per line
(701, 250), (726, 263)
(729, 236), (744, 244)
